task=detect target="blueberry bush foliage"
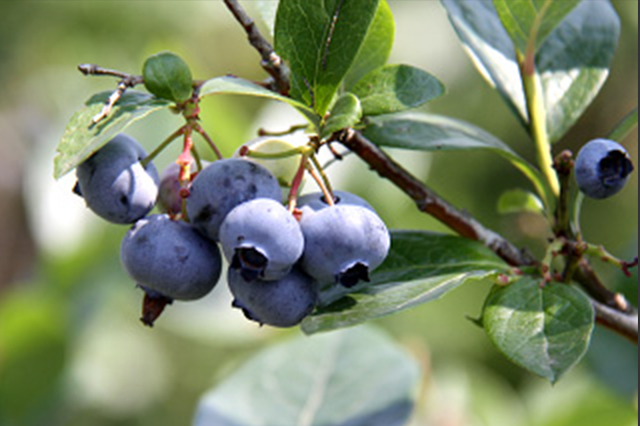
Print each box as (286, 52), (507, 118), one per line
(53, 0), (637, 425)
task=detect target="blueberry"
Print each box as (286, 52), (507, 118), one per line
(120, 214), (222, 300)
(300, 205), (390, 287)
(232, 135), (305, 189)
(76, 133), (159, 224)
(575, 139), (634, 199)
(228, 267), (318, 328)
(219, 198), (304, 281)
(297, 190), (374, 213)
(185, 158), (282, 241)
(157, 161), (209, 215)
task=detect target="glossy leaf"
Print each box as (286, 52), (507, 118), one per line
(493, 0), (580, 55)
(441, 0), (527, 122)
(274, 0), (380, 116)
(194, 326), (420, 426)
(301, 231), (509, 334)
(344, 0), (395, 89)
(441, 0), (620, 142)
(483, 277), (594, 383)
(363, 112), (554, 212)
(53, 91), (171, 179)
(142, 51), (193, 103)
(320, 93), (362, 139)
(538, 0), (620, 142)
(352, 64), (444, 116)
(199, 75), (319, 127)
(497, 189), (544, 214)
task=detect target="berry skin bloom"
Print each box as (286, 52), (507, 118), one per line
(574, 138), (634, 199)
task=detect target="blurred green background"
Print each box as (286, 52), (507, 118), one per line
(0, 1), (637, 425)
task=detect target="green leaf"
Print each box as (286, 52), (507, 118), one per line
(441, 0), (620, 142)
(53, 91), (171, 179)
(274, 0), (380, 116)
(482, 277), (594, 383)
(441, 0), (528, 122)
(493, 0), (580, 55)
(199, 75), (320, 127)
(538, 1), (620, 142)
(344, 0), (395, 89)
(194, 326), (420, 426)
(362, 112), (554, 212)
(351, 64), (444, 116)
(142, 51), (193, 103)
(608, 108), (638, 143)
(301, 231), (509, 334)
(320, 93), (362, 139)
(497, 189), (544, 214)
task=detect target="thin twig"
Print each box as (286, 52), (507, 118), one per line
(78, 64), (144, 124)
(592, 299), (638, 343)
(194, 124), (224, 160)
(222, 0), (290, 95)
(340, 129), (535, 267)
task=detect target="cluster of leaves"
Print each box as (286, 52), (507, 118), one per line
(53, 1), (635, 424)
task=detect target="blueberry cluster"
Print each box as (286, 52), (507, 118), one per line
(74, 134), (391, 328)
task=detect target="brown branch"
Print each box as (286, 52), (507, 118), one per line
(78, 64), (143, 124)
(593, 299), (638, 343)
(340, 129), (536, 267)
(340, 129), (638, 341)
(223, 0), (290, 95)
(575, 260), (635, 314)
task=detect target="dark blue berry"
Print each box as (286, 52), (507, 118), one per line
(575, 139), (634, 199)
(76, 134), (159, 224)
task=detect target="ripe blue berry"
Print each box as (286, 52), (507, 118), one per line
(297, 190), (374, 212)
(185, 158), (282, 241)
(120, 214), (222, 300)
(228, 267), (318, 328)
(76, 134), (159, 224)
(300, 205), (390, 287)
(575, 139), (634, 199)
(219, 198), (304, 281)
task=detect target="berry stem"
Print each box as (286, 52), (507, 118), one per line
(571, 191), (585, 238)
(552, 150), (574, 237)
(141, 126), (186, 168)
(242, 145), (312, 160)
(190, 144), (203, 171)
(258, 124), (309, 137)
(305, 159), (335, 208)
(287, 153), (310, 212)
(309, 153), (334, 199)
(540, 238), (566, 285)
(194, 124), (224, 160)
(583, 243), (639, 277)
